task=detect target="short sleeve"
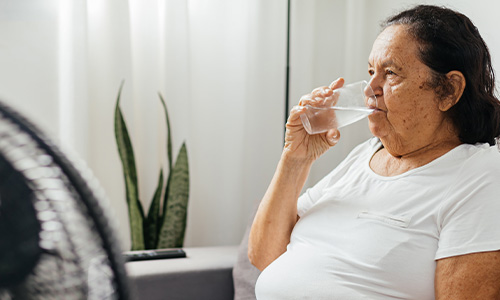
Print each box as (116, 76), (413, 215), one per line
(297, 173), (333, 217)
(297, 138), (379, 217)
(436, 150), (500, 260)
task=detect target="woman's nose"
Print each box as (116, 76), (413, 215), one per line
(364, 82), (378, 108)
(367, 76), (383, 99)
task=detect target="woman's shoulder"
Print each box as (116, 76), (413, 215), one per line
(453, 142), (500, 179)
(458, 143), (500, 164)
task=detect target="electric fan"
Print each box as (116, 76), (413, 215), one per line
(0, 101), (131, 299)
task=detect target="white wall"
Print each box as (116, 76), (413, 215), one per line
(0, 0), (498, 249)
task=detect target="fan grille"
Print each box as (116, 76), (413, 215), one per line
(0, 103), (130, 299)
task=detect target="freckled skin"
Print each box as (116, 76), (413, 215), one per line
(367, 25), (461, 173)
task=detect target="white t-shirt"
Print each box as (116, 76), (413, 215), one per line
(255, 138), (500, 300)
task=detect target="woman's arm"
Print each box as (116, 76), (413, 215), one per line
(435, 250), (500, 299)
(248, 78), (344, 271)
(247, 153), (312, 271)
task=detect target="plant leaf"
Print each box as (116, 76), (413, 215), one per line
(144, 169), (163, 249)
(158, 92), (173, 241)
(114, 81), (145, 250)
(157, 142), (189, 248)
(158, 93), (173, 173)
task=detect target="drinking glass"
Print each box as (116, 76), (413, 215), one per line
(300, 80), (377, 135)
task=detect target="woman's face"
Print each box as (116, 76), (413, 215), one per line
(367, 25), (453, 155)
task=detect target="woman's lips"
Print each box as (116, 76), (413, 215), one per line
(368, 105), (382, 112)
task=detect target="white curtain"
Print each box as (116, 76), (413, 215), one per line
(84, 0), (289, 247)
(0, 0), (288, 249)
(0, 0), (499, 249)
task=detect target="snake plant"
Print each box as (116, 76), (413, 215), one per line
(114, 82), (190, 250)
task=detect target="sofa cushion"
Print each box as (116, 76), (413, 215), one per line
(126, 246), (237, 300)
(232, 212), (261, 300)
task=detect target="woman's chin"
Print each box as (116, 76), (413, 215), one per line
(368, 121), (384, 138)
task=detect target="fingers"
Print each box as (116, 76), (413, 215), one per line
(299, 78), (345, 107)
(326, 128), (340, 146)
(329, 77), (345, 90)
(323, 78), (344, 107)
(287, 105), (306, 124)
(311, 86), (333, 98)
(298, 94), (314, 106)
(299, 92), (330, 107)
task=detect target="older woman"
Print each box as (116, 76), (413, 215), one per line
(248, 5), (500, 299)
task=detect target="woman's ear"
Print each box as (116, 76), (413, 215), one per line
(439, 70), (466, 112)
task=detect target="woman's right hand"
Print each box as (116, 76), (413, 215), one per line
(249, 78), (345, 271)
(283, 78), (344, 161)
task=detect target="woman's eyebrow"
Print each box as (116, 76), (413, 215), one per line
(368, 60), (403, 71)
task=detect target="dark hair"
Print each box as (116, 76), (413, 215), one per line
(383, 5), (500, 145)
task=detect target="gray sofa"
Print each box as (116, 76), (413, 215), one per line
(126, 225), (261, 300)
(126, 246), (237, 300)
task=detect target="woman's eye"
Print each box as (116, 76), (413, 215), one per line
(386, 69), (396, 76)
(368, 69), (375, 76)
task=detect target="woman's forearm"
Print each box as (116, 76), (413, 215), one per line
(248, 154), (313, 271)
(248, 79), (342, 271)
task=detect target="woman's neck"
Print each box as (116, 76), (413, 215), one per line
(370, 136), (462, 177)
